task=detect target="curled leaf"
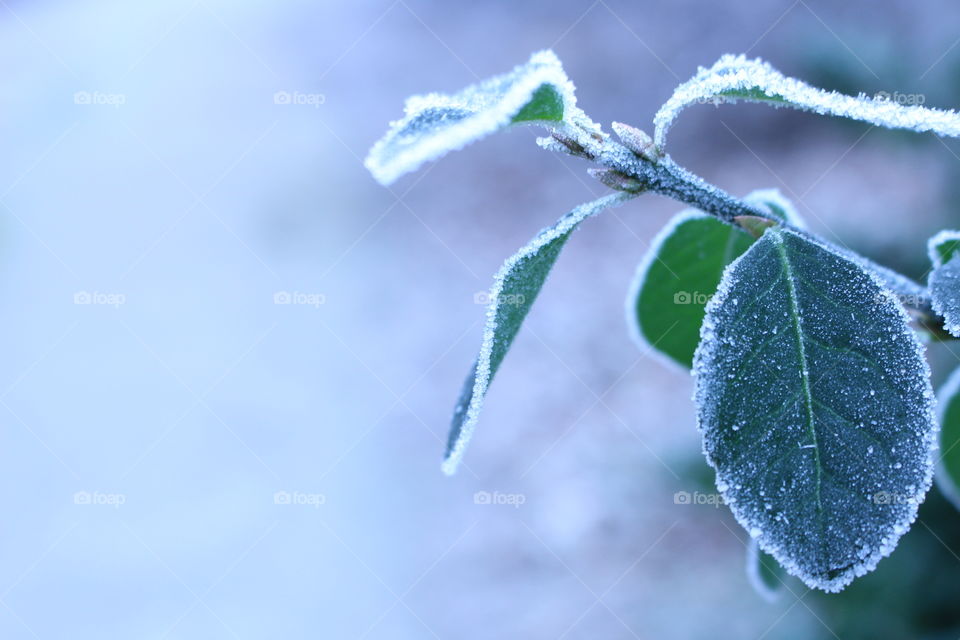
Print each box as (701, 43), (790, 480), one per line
(365, 50), (600, 185)
(655, 54), (960, 149)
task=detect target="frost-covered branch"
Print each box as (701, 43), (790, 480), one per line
(551, 132), (934, 317)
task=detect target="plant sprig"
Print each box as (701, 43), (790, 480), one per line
(366, 50), (960, 594)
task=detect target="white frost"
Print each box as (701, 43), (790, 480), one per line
(654, 54), (960, 149)
(365, 50), (601, 186)
(442, 192), (634, 475)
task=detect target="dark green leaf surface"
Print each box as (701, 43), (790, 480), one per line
(511, 84), (564, 123)
(694, 227), (935, 592)
(630, 213), (753, 368)
(443, 193), (633, 474)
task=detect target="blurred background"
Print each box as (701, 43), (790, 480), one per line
(4, 0), (960, 638)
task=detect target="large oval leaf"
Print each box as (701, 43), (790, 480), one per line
(627, 189), (802, 369)
(694, 227), (936, 592)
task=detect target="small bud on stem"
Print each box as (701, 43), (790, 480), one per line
(612, 122), (662, 162)
(588, 168), (647, 193)
(733, 215), (778, 239)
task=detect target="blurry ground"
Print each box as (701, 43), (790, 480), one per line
(3, 0), (960, 638)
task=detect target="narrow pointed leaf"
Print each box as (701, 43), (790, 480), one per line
(365, 50), (600, 185)
(443, 193), (633, 475)
(694, 227), (936, 592)
(628, 189), (802, 369)
(936, 366), (960, 511)
(928, 230), (960, 337)
(654, 54), (960, 149)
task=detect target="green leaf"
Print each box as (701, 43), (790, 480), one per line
(928, 230), (960, 337)
(365, 50), (600, 186)
(694, 227), (936, 592)
(936, 366), (960, 511)
(929, 230), (960, 264)
(511, 84), (564, 123)
(630, 213), (753, 369)
(747, 539), (787, 602)
(628, 189), (802, 369)
(443, 193), (634, 475)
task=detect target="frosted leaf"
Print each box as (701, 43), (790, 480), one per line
(928, 229), (960, 267)
(365, 50), (601, 185)
(627, 189), (804, 370)
(654, 54), (960, 149)
(442, 192), (634, 475)
(693, 227), (936, 592)
(935, 365), (960, 511)
(927, 230), (960, 337)
(746, 538), (786, 602)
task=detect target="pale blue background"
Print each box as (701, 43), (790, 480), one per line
(3, 1), (960, 638)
